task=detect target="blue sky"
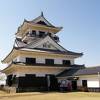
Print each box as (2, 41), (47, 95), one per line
(0, 0), (100, 69)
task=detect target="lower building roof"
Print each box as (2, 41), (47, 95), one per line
(74, 66), (100, 76)
(56, 64), (85, 77)
(57, 65), (100, 77)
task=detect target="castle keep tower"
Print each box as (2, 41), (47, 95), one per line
(2, 13), (83, 92)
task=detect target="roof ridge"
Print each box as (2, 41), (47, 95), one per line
(86, 66), (100, 69)
(26, 13), (55, 27)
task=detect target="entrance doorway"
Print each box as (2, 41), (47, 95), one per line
(72, 81), (77, 90)
(82, 80), (88, 92)
(46, 75), (58, 91)
(82, 80), (87, 87)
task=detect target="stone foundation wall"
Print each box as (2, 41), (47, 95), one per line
(88, 88), (100, 92)
(77, 86), (100, 92)
(0, 86), (16, 93)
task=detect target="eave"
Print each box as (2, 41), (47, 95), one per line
(18, 48), (82, 58)
(16, 22), (62, 37)
(2, 47), (82, 64)
(2, 63), (70, 75)
(2, 48), (18, 64)
(24, 35), (83, 58)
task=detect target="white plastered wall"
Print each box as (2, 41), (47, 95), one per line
(77, 75), (100, 88)
(54, 58), (62, 64)
(16, 56), (25, 63)
(15, 56), (75, 65)
(36, 57), (45, 63)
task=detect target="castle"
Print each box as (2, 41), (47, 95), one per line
(2, 13), (99, 93)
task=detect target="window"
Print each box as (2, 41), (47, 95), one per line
(43, 43), (47, 48)
(63, 60), (71, 65)
(43, 43), (51, 48)
(32, 30), (36, 36)
(37, 21), (47, 25)
(27, 30), (36, 37)
(48, 44), (51, 48)
(39, 31), (45, 38)
(26, 58), (36, 65)
(53, 36), (59, 41)
(23, 41), (27, 44)
(45, 59), (54, 65)
(48, 33), (52, 36)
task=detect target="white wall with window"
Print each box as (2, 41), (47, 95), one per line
(14, 56), (74, 65)
(77, 75), (100, 88)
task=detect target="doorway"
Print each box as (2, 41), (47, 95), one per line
(72, 81), (77, 90)
(82, 80), (87, 87)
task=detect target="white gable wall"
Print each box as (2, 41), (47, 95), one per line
(36, 42), (58, 50)
(27, 36), (66, 52)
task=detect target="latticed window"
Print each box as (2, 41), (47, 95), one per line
(45, 59), (54, 65)
(39, 31), (45, 37)
(26, 58), (36, 65)
(63, 60), (71, 65)
(43, 43), (47, 48)
(31, 30), (36, 36)
(43, 43), (51, 48)
(37, 21), (47, 25)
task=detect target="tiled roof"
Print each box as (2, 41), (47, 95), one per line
(15, 47), (83, 56)
(57, 66), (100, 77)
(34, 48), (83, 56)
(14, 35), (83, 56)
(24, 12), (56, 28)
(56, 65), (85, 77)
(14, 38), (27, 47)
(74, 66), (100, 76)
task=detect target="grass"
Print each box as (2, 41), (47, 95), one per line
(0, 91), (100, 100)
